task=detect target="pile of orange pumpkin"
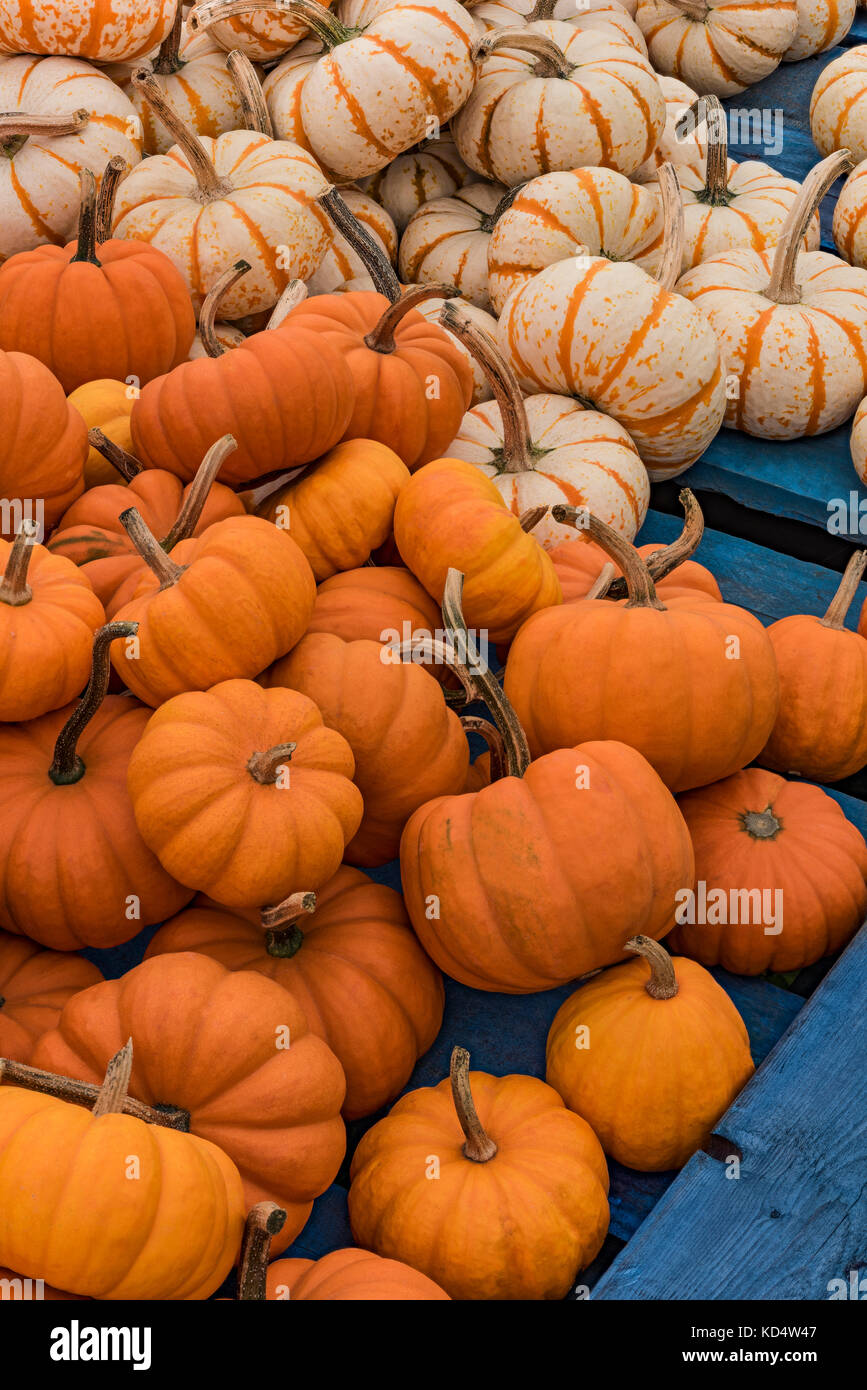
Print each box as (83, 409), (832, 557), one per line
(1, 0), (867, 1303)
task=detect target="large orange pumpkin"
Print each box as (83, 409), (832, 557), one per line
(145, 865), (444, 1120)
(264, 1248), (451, 1301)
(0, 932), (102, 1062)
(0, 349), (87, 539)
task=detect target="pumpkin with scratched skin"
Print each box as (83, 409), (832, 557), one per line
(0, 932), (103, 1062)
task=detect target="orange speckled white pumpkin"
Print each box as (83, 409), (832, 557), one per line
(0, 55), (142, 262)
(307, 188), (397, 295)
(784, 0), (856, 63)
(187, 0), (325, 61)
(453, 23), (665, 186)
(468, 0), (648, 55)
(0, 0), (176, 62)
(189, 321), (247, 359)
(850, 396), (867, 483)
(416, 296), (498, 405)
(833, 159), (867, 268)
(399, 182), (507, 312)
(811, 45), (867, 164)
(632, 74), (701, 184)
(360, 133), (472, 233)
(486, 166), (663, 316)
(634, 0), (798, 97)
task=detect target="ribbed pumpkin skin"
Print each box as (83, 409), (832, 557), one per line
(784, 0), (856, 63)
(145, 866), (444, 1121)
(204, 4), (317, 61)
(0, 1087), (245, 1300)
(360, 134), (472, 233)
(127, 679), (363, 908)
(0, 351), (87, 538)
(0, 932), (102, 1061)
(550, 536), (722, 605)
(758, 613), (867, 782)
(0, 0), (176, 61)
(833, 160), (867, 269)
(32, 952), (347, 1256)
(545, 955), (755, 1171)
(116, 27), (253, 156)
(0, 1267), (84, 1299)
(67, 379), (136, 489)
(632, 74), (702, 184)
(504, 595), (779, 793)
(349, 1070), (610, 1300)
(110, 517), (316, 706)
(634, 0), (797, 97)
(266, 1248), (451, 1300)
(0, 696), (192, 950)
(469, 0), (649, 50)
(668, 769), (867, 974)
(399, 183), (504, 312)
(400, 741), (695, 992)
(0, 538), (105, 721)
(265, 634), (469, 865)
(47, 469), (245, 613)
(129, 323), (356, 486)
(393, 458), (562, 644)
(810, 42), (867, 163)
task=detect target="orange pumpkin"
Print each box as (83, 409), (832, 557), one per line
(0, 621), (191, 950)
(0, 349), (87, 539)
(0, 931), (102, 1062)
(348, 1046), (610, 1300)
(68, 378), (137, 489)
(264, 1248), (451, 1301)
(668, 769), (867, 974)
(31, 953), (347, 1255)
(145, 865), (444, 1120)
(546, 936), (755, 1171)
(0, 1269), (84, 1300)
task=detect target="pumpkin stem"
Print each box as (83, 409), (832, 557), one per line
(685, 96), (730, 206)
(49, 621), (138, 786)
(153, 2), (185, 74)
(764, 150), (853, 305)
(518, 504), (549, 532)
(605, 487), (703, 601)
(586, 561), (617, 599)
(199, 260), (251, 356)
(260, 891), (317, 957)
(227, 49), (274, 137)
(131, 70), (233, 200)
(92, 1039), (134, 1116)
(654, 162), (685, 292)
(474, 28), (572, 79)
(666, 0), (708, 16)
(0, 108), (89, 159)
(526, 0), (557, 19)
(87, 427), (144, 482)
(69, 168), (101, 267)
(820, 549), (867, 629)
(0, 1052), (189, 1129)
(460, 715), (506, 782)
(236, 1202), (288, 1300)
(479, 182), (525, 234)
(189, 0), (356, 48)
(161, 434), (238, 549)
(439, 301), (535, 472)
(450, 1046), (498, 1163)
(552, 506), (667, 611)
(625, 935), (678, 1000)
(318, 186), (402, 302)
(267, 278), (308, 329)
(95, 155), (127, 242)
(0, 520), (38, 607)
(247, 743), (297, 784)
(120, 508), (186, 587)
(365, 282), (458, 354)
(741, 806), (782, 839)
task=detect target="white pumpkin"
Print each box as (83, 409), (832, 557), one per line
(468, 0), (649, 55)
(453, 21), (665, 186)
(487, 166), (663, 315)
(811, 45), (867, 164)
(834, 159), (867, 267)
(631, 74), (702, 184)
(677, 152), (867, 441)
(399, 182), (508, 311)
(416, 296), (498, 405)
(187, 0), (316, 61)
(360, 133), (472, 232)
(261, 38), (329, 162)
(496, 164), (726, 480)
(851, 395), (867, 483)
(307, 187), (397, 294)
(634, 0), (798, 97)
(0, 55), (142, 262)
(784, 0), (856, 62)
(0, 0), (176, 62)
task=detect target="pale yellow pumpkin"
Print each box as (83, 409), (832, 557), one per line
(68, 380), (137, 489)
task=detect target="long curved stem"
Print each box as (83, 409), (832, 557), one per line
(0, 520), (37, 607)
(689, 95), (729, 205)
(120, 509), (185, 587)
(474, 28), (572, 78)
(131, 70), (230, 198)
(606, 487), (703, 601)
(366, 283), (457, 354)
(48, 622), (138, 786)
(551, 506), (666, 611)
(0, 108), (89, 159)
(625, 935), (678, 1000)
(765, 150), (853, 305)
(236, 1202), (288, 1301)
(70, 169), (101, 266)
(0, 1051), (189, 1129)
(821, 549), (867, 629)
(161, 434), (237, 549)
(189, 0), (354, 48)
(439, 301), (534, 471)
(654, 162), (685, 292)
(87, 428), (143, 482)
(95, 156), (127, 242)
(198, 260), (250, 357)
(267, 279), (307, 329)
(227, 50), (274, 138)
(318, 187), (401, 302)
(450, 1046), (497, 1162)
(460, 715), (506, 782)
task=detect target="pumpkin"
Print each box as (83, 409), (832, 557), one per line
(852, 396), (867, 484)
(112, 69), (332, 317)
(399, 182), (510, 313)
(360, 131), (472, 233)
(453, 23), (665, 186)
(811, 44), (867, 164)
(0, 621), (192, 950)
(415, 295), (497, 406)
(486, 165), (664, 315)
(263, 633), (469, 864)
(0, 54), (142, 262)
(127, 677), (363, 906)
(189, 0), (332, 61)
(0, 1042), (246, 1300)
(307, 189), (397, 296)
(264, 1248), (451, 1300)
(48, 435), (245, 614)
(0, 168), (196, 394)
(0, 1269), (83, 1300)
(399, 570), (695, 991)
(31, 954), (347, 1255)
(545, 935), (755, 1171)
(632, 74), (701, 184)
(469, 0), (648, 51)
(348, 1045), (610, 1300)
(109, 511), (316, 705)
(677, 151), (867, 441)
(505, 507), (779, 792)
(145, 865), (444, 1119)
(0, 350), (88, 540)
(785, 0), (856, 63)
(441, 302), (649, 549)
(667, 769), (867, 974)
(0, 522), (105, 722)
(68, 379), (137, 489)
(634, 0), (797, 97)
(0, 931), (102, 1062)
(256, 440), (409, 581)
(498, 164), (726, 480)
(832, 158), (867, 270)
(0, 0), (176, 62)
(758, 550), (867, 783)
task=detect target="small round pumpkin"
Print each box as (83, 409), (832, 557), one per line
(784, 0), (856, 62)
(360, 132), (472, 233)
(399, 182), (508, 312)
(810, 41), (867, 164)
(546, 935), (755, 1171)
(68, 379), (137, 489)
(265, 1248), (451, 1301)
(0, 0), (177, 62)
(634, 0), (797, 97)
(832, 158), (867, 270)
(0, 931), (103, 1062)
(632, 74), (701, 185)
(0, 349), (87, 539)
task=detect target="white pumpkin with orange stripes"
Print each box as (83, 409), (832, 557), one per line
(784, 0), (856, 62)
(486, 166), (663, 316)
(442, 301), (649, 547)
(468, 0), (648, 55)
(632, 74), (702, 184)
(677, 152), (867, 441)
(399, 182), (510, 311)
(417, 296), (498, 405)
(360, 133), (472, 233)
(850, 395), (867, 484)
(0, 55), (142, 262)
(634, 0), (798, 98)
(834, 159), (867, 268)
(187, 0), (320, 61)
(811, 45), (867, 164)
(496, 165), (726, 481)
(261, 38), (327, 161)
(452, 22), (665, 186)
(0, 0), (176, 61)
(307, 187), (397, 294)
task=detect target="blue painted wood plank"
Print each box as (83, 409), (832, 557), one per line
(592, 921), (867, 1300)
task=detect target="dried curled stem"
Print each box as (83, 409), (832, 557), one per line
(48, 621), (139, 786)
(625, 935), (678, 1000)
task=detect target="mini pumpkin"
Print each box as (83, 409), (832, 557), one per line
(307, 189), (397, 297)
(188, 0), (318, 60)
(784, 0), (856, 62)
(68, 379), (137, 489)
(631, 74), (701, 185)
(0, 349), (87, 539)
(852, 396), (867, 484)
(833, 158), (867, 270)
(360, 132), (472, 233)
(0, 932), (102, 1062)
(810, 41), (867, 164)
(634, 0), (797, 97)
(264, 1248), (451, 1300)
(0, 0), (176, 62)
(399, 182), (509, 313)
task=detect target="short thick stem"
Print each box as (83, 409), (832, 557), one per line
(260, 891), (316, 957)
(199, 260), (250, 356)
(95, 156), (127, 243)
(161, 435), (237, 549)
(227, 50), (274, 137)
(475, 28), (572, 79)
(551, 506), (667, 611)
(318, 187), (401, 302)
(87, 428), (143, 482)
(821, 549), (867, 628)
(625, 935), (678, 1000)
(450, 1046), (497, 1162)
(667, 0), (708, 16)
(70, 169), (101, 266)
(366, 283), (457, 354)
(654, 162), (685, 292)
(49, 622), (138, 785)
(439, 301), (534, 471)
(765, 150), (853, 305)
(518, 505), (549, 533)
(0, 521), (37, 606)
(247, 743), (296, 784)
(0, 1051), (188, 1129)
(131, 70), (231, 199)
(741, 807), (781, 840)
(152, 2), (184, 75)
(120, 509), (185, 588)
(606, 488), (702, 601)
(236, 1202), (288, 1300)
